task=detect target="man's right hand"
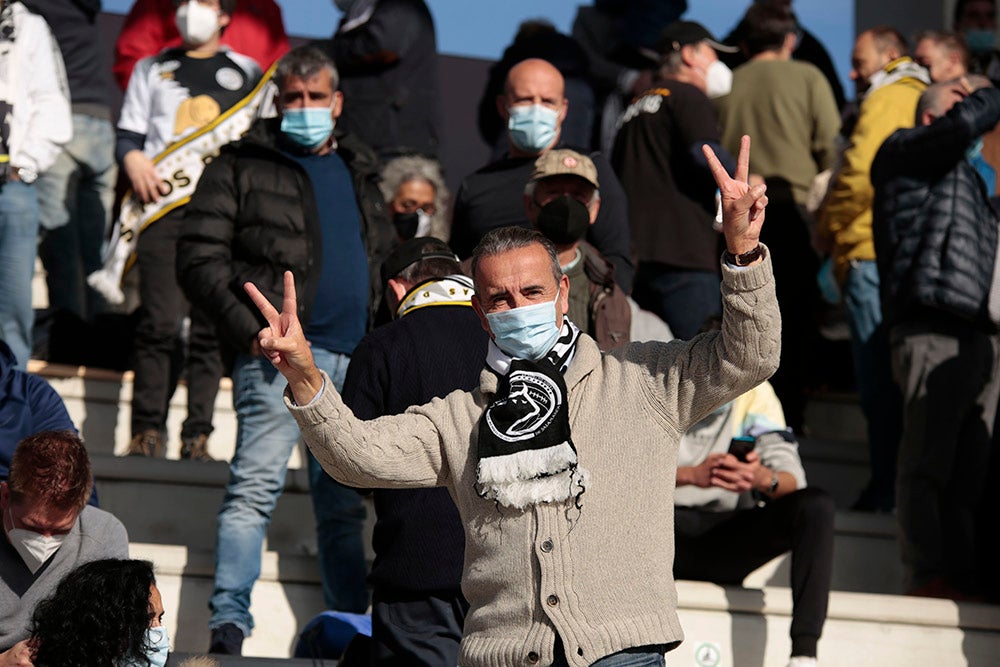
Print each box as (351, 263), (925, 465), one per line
(244, 271), (325, 405)
(0, 640), (36, 667)
(122, 150), (164, 204)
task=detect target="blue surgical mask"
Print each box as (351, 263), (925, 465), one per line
(281, 106), (335, 149)
(967, 137), (997, 196)
(486, 289), (561, 360)
(965, 29), (997, 54)
(120, 625), (170, 667)
(507, 104), (560, 153)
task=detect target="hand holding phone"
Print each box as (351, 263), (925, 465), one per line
(727, 435), (755, 463)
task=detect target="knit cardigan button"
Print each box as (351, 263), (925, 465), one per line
(540, 539), (553, 553)
(546, 594), (559, 606)
(527, 651), (540, 663)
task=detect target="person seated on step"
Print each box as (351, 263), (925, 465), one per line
(674, 329), (834, 667)
(0, 432), (128, 666)
(26, 559), (168, 667)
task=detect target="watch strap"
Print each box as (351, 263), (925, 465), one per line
(768, 470), (779, 494)
(724, 244), (763, 267)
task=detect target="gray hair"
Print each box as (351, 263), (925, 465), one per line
(379, 156), (451, 240)
(470, 226), (562, 293)
(657, 49), (686, 79)
(275, 46), (339, 93)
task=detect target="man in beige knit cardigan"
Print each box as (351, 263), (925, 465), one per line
(245, 136), (779, 667)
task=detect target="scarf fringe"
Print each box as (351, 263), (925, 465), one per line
(484, 466), (591, 510)
(477, 441), (578, 484)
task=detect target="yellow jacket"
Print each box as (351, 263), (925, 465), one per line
(817, 58), (928, 284)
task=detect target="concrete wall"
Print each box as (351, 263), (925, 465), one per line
(854, 0), (947, 41)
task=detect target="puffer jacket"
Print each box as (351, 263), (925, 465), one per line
(872, 87), (1000, 331)
(177, 118), (397, 354)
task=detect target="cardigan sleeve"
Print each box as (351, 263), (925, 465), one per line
(629, 247), (781, 436)
(286, 375), (450, 490)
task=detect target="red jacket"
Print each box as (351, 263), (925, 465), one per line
(113, 0), (289, 90)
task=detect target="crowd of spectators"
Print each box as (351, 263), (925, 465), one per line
(2, 0), (1000, 665)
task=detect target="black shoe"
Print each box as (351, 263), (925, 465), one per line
(208, 622), (244, 655)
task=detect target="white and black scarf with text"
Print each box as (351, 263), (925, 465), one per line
(476, 320), (589, 509)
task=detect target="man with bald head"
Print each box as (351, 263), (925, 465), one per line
(872, 76), (1000, 599)
(451, 58), (635, 293)
(815, 26), (928, 512)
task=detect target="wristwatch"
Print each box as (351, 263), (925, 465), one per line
(723, 244), (763, 266)
(767, 470), (779, 495)
(15, 167), (37, 184)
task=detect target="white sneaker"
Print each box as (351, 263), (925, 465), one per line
(787, 657), (818, 667)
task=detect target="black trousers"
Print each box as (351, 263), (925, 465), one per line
(673, 488), (835, 658)
(891, 322), (1000, 592)
(131, 206), (222, 439)
(370, 588), (468, 666)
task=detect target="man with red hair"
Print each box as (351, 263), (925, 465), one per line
(0, 431), (128, 664)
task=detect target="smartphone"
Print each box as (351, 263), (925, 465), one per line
(727, 436), (755, 463)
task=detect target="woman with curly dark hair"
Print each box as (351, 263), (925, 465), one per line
(28, 558), (170, 667)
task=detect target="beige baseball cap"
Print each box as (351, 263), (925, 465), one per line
(529, 149), (600, 189)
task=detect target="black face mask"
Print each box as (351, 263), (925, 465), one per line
(393, 211), (420, 240)
(535, 195), (590, 245)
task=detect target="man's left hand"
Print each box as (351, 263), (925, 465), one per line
(710, 449), (762, 493)
(703, 135), (767, 258)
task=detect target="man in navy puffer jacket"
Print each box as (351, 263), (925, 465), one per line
(872, 76), (1000, 600)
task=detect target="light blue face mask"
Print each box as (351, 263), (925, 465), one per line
(281, 106), (334, 149)
(507, 104), (560, 153)
(965, 29), (997, 54)
(119, 625), (170, 667)
(486, 289), (561, 360)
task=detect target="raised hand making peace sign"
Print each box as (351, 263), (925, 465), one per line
(243, 271), (325, 405)
(703, 134), (767, 261)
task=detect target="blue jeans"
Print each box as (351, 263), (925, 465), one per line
(551, 644), (666, 667)
(843, 260), (902, 507)
(210, 348), (368, 636)
(0, 181), (40, 368)
(633, 263), (721, 340)
(36, 113), (117, 320)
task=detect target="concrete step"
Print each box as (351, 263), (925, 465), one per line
(674, 579), (1000, 667)
(134, 541), (1000, 663)
(797, 436), (871, 510)
(94, 450), (899, 594)
(133, 543), (323, 659)
(29, 360), (265, 465)
(802, 391), (867, 444)
(93, 454), (327, 557)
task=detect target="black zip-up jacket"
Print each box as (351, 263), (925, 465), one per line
(177, 118), (397, 355)
(872, 87), (1000, 331)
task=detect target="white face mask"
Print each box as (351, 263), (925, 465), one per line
(175, 1), (220, 47)
(5, 506), (66, 574)
(704, 60), (733, 98)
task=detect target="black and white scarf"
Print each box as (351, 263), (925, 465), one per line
(395, 275), (473, 319)
(476, 320), (589, 509)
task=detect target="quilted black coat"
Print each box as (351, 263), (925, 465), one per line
(177, 118), (397, 354)
(872, 87), (1000, 331)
